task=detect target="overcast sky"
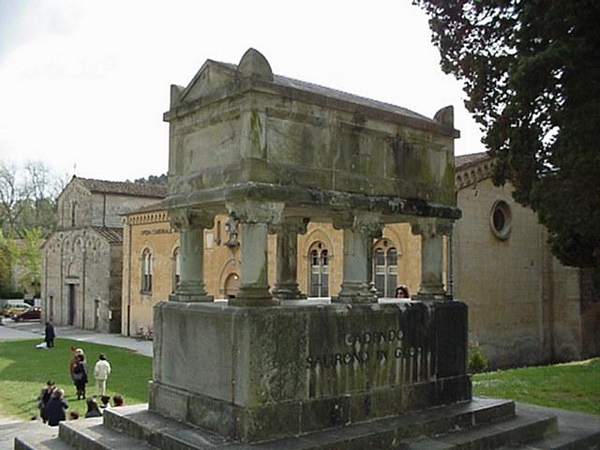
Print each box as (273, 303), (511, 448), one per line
(0, 0), (485, 182)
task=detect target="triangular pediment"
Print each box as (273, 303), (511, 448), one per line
(177, 59), (238, 105)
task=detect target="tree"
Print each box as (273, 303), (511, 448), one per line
(133, 174), (167, 185)
(0, 160), (66, 238)
(414, 0), (600, 267)
(0, 230), (18, 296)
(16, 228), (43, 296)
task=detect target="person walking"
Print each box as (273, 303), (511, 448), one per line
(43, 388), (68, 427)
(72, 353), (88, 400)
(93, 353), (112, 397)
(44, 321), (56, 348)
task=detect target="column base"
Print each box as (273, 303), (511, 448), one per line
(272, 285), (306, 301)
(333, 282), (377, 304)
(169, 292), (214, 302)
(229, 285), (280, 307)
(417, 283), (447, 300)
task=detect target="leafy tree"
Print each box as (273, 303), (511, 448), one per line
(16, 228), (43, 295)
(0, 231), (15, 294)
(414, 0), (600, 267)
(133, 174), (167, 185)
(0, 160), (65, 238)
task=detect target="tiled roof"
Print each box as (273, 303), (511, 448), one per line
(74, 176), (167, 198)
(455, 152), (495, 189)
(455, 152), (490, 170)
(91, 226), (123, 244)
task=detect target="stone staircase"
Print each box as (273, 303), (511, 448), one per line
(13, 397), (600, 450)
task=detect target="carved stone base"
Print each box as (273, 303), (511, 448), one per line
(152, 299), (470, 443)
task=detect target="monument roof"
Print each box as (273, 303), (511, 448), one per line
(209, 61), (433, 125)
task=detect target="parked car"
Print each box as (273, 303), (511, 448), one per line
(2, 302), (31, 318)
(12, 306), (41, 322)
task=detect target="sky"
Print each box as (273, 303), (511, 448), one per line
(0, 0), (485, 182)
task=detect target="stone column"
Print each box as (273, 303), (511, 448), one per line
(333, 211), (382, 304)
(226, 201), (284, 307)
(270, 218), (309, 301)
(169, 208), (215, 302)
(411, 219), (453, 299)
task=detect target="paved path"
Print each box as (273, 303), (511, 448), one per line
(0, 317), (153, 357)
(0, 317), (153, 449)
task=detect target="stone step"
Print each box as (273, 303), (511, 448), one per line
(14, 417), (159, 450)
(405, 409), (557, 449)
(98, 397), (517, 449)
(12, 398), (600, 450)
(495, 403), (600, 450)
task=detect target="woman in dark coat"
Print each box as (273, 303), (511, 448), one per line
(72, 353), (88, 400)
(43, 388), (68, 427)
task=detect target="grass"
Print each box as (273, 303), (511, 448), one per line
(472, 357), (600, 415)
(1, 336), (598, 421)
(0, 337), (152, 420)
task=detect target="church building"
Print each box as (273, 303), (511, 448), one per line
(41, 176), (166, 333)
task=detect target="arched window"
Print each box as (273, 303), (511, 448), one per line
(308, 242), (329, 297)
(141, 248), (153, 293)
(172, 247), (180, 293)
(373, 239), (398, 297)
(224, 273), (240, 299)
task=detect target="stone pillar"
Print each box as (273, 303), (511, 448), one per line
(226, 201), (284, 307)
(333, 211), (381, 304)
(169, 208), (215, 302)
(270, 218), (309, 301)
(411, 219), (453, 299)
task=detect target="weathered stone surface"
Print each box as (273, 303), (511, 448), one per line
(163, 49), (459, 221)
(150, 299), (470, 442)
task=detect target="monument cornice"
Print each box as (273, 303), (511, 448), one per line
(161, 181), (461, 222)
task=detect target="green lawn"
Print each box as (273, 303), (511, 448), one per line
(1, 336), (598, 421)
(0, 337), (152, 420)
(472, 357), (600, 415)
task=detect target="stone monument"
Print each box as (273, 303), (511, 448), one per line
(152, 48), (468, 444)
(13, 49), (600, 450)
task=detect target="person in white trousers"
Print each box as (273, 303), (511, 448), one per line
(93, 353), (112, 396)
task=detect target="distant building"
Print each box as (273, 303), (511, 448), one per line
(41, 176), (166, 333)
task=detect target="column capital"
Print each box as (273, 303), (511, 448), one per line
(332, 211), (382, 238)
(268, 217), (309, 235)
(410, 218), (453, 238)
(226, 201), (284, 225)
(169, 208), (215, 231)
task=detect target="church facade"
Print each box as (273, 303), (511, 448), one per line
(40, 176), (166, 333)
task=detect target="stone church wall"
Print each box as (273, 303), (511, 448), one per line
(42, 229), (115, 332)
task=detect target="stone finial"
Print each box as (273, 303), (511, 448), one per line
(238, 48), (273, 81)
(434, 105), (454, 126)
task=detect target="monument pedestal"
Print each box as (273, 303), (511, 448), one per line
(150, 299), (470, 443)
